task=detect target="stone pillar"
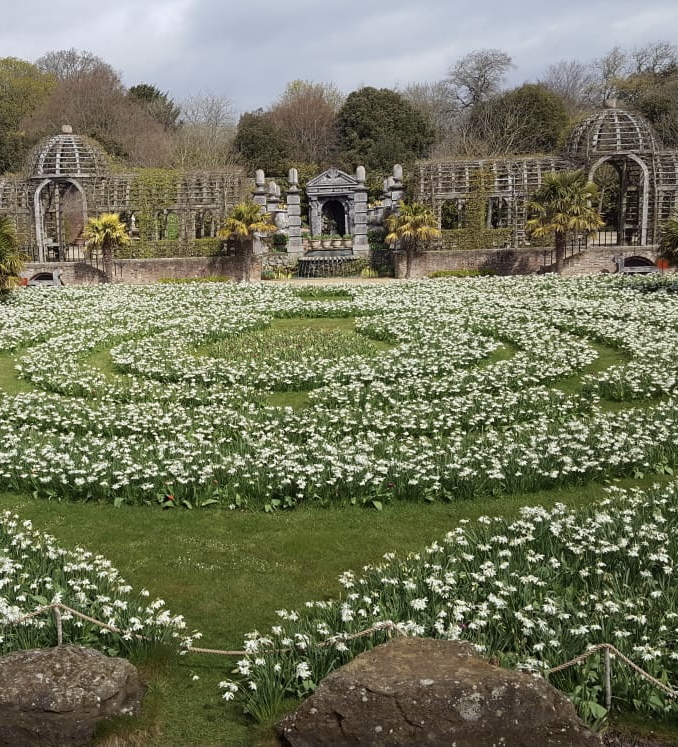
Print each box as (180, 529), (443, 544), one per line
(266, 181), (280, 216)
(389, 164), (404, 206)
(286, 168), (302, 254)
(253, 170), (266, 209)
(353, 166), (369, 256)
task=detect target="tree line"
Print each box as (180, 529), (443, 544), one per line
(1, 41), (677, 183)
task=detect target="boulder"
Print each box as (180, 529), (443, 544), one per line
(0, 644), (141, 747)
(278, 637), (601, 747)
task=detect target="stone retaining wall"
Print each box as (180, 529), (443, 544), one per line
(26, 254), (256, 285)
(396, 246), (661, 278)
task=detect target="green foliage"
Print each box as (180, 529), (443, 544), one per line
(128, 169), (181, 241)
(469, 83), (570, 153)
(219, 201), (276, 242)
(336, 87), (435, 173)
(0, 57), (56, 173)
(526, 170), (604, 272)
(659, 210), (678, 264)
(233, 111), (291, 175)
(83, 212), (130, 251)
(617, 67), (678, 147)
(158, 276), (232, 284)
(0, 216), (25, 293)
(128, 83), (181, 131)
(385, 200), (441, 278)
(428, 268), (497, 278)
(83, 212), (131, 282)
(444, 170), (512, 250)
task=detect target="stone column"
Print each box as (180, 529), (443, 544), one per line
(266, 181), (280, 216)
(286, 168), (302, 254)
(389, 164), (404, 206)
(253, 169), (266, 209)
(353, 166), (369, 256)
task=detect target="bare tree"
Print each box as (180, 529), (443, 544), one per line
(447, 49), (513, 108)
(590, 46), (629, 103)
(36, 48), (114, 81)
(630, 40), (678, 75)
(173, 92), (238, 170)
(539, 60), (597, 116)
(401, 80), (458, 146)
(22, 65), (174, 166)
(268, 80), (341, 165)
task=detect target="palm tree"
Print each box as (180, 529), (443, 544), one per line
(384, 201), (441, 278)
(83, 213), (131, 282)
(218, 202), (276, 281)
(0, 215), (25, 294)
(526, 170), (604, 274)
(659, 210), (678, 265)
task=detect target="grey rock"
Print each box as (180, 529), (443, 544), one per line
(0, 644), (141, 747)
(278, 637), (602, 747)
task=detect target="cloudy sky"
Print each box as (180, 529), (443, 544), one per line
(2, 0), (677, 114)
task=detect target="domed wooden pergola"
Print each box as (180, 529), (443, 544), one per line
(413, 102), (678, 249)
(0, 125), (247, 262)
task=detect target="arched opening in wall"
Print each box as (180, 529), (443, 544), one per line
(195, 210), (215, 239)
(593, 163), (620, 244)
(624, 256), (656, 268)
(156, 211), (179, 240)
(61, 183), (86, 246)
(440, 200), (460, 229)
(591, 156), (648, 246)
(487, 197), (509, 228)
(166, 212), (179, 240)
(321, 200), (346, 235)
(34, 179), (87, 260)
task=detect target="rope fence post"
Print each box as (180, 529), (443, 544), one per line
(604, 647), (612, 710)
(53, 606), (63, 646)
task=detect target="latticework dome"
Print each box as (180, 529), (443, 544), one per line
(566, 105), (658, 159)
(27, 126), (109, 179)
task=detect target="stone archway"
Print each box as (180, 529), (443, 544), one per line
(321, 199), (347, 235)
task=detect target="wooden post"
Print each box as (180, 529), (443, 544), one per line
(604, 647), (612, 710)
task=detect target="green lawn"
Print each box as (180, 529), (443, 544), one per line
(1, 477), (673, 746)
(3, 285), (678, 746)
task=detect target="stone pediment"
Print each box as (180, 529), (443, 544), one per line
(306, 167), (359, 192)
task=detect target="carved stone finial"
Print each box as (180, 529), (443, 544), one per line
(288, 167), (298, 186)
(393, 164), (403, 181)
(603, 98), (618, 109)
(61, 124), (73, 134)
(255, 169), (265, 186)
(356, 166), (366, 183)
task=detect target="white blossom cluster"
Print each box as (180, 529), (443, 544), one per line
(1, 276), (678, 507)
(220, 481), (678, 721)
(0, 510), (193, 655)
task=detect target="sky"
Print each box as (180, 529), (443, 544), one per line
(2, 0), (678, 115)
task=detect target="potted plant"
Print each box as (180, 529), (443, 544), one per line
(342, 234), (352, 247)
(321, 234), (332, 249)
(309, 235), (321, 249)
(330, 234), (342, 248)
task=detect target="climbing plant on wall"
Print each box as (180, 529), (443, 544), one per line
(443, 169), (511, 251)
(128, 169), (180, 241)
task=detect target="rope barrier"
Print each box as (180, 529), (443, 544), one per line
(547, 642), (677, 699)
(4, 605), (677, 702)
